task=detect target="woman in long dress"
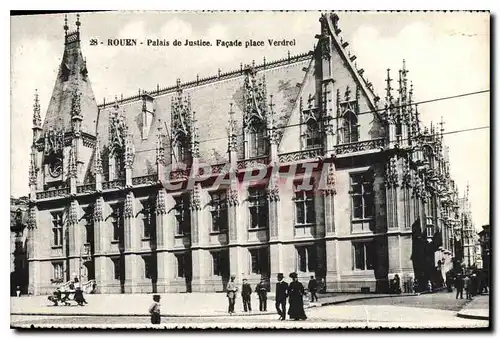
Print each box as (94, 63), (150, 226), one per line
(287, 272), (307, 320)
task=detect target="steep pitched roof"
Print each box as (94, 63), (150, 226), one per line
(95, 53), (312, 177)
(41, 29), (99, 135)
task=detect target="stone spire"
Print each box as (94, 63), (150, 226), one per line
(32, 89), (41, 128)
(94, 136), (103, 175)
(227, 103), (237, 153)
(42, 13), (98, 136)
(32, 89), (42, 142)
(68, 147), (77, 179)
(190, 110), (200, 158)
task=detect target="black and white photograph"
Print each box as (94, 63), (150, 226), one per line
(9, 10), (490, 329)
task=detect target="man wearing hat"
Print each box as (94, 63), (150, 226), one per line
(275, 273), (288, 320)
(226, 276), (238, 314)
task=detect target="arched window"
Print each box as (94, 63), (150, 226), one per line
(247, 120), (267, 158)
(342, 111), (359, 143)
(175, 132), (190, 165)
(305, 120), (321, 149)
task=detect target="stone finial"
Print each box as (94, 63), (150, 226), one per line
(124, 133), (135, 169)
(68, 147), (77, 178)
(33, 89), (41, 128)
(94, 136), (103, 175)
(76, 13), (81, 32)
(156, 128), (165, 165)
(156, 189), (167, 215)
(29, 157), (37, 186)
(64, 14), (68, 35)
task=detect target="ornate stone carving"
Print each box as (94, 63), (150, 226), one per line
(334, 138), (385, 155)
(278, 148), (322, 164)
(190, 110), (200, 158)
(322, 162), (336, 196)
(243, 67), (267, 128)
(402, 156), (412, 189)
(124, 133), (135, 169)
(68, 147), (77, 179)
(237, 157), (268, 170)
(155, 130), (165, 165)
(29, 157), (37, 186)
(266, 172), (280, 202)
(124, 192), (134, 218)
(70, 86), (82, 118)
(27, 206), (37, 230)
(227, 103), (238, 153)
(227, 187), (239, 207)
(108, 100), (128, 156)
(156, 189), (167, 215)
(32, 90), (41, 128)
(43, 129), (65, 156)
(93, 197), (104, 222)
(94, 137), (103, 175)
(68, 200), (78, 225)
(190, 184), (202, 211)
(385, 156), (399, 188)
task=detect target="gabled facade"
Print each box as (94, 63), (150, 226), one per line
(26, 13), (463, 295)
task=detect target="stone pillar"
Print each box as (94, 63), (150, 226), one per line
(190, 183), (208, 291)
(123, 190), (140, 293)
(67, 199), (84, 282)
(227, 185), (245, 279)
(155, 188), (174, 292)
(268, 170), (283, 291)
(93, 195), (112, 293)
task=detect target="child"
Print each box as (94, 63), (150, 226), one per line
(149, 294), (161, 324)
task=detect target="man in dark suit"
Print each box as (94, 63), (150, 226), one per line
(275, 273), (288, 320)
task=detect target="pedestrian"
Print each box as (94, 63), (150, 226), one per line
(455, 274), (464, 299)
(393, 274), (401, 294)
(319, 278), (326, 293)
(287, 272), (307, 320)
(226, 276), (238, 315)
(275, 273), (288, 320)
(256, 277), (268, 312)
(470, 273), (477, 297)
(16, 286), (21, 297)
(149, 294), (161, 324)
(464, 274), (471, 300)
(413, 278), (419, 293)
(308, 276), (318, 302)
(74, 286), (88, 306)
(241, 278), (252, 312)
(427, 280), (432, 292)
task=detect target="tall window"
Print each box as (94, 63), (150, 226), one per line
(174, 194), (191, 236)
(296, 246), (317, 273)
(305, 120), (321, 149)
(112, 257), (121, 280)
(52, 262), (64, 280)
(342, 111), (359, 143)
(210, 191), (228, 232)
(110, 204), (123, 242)
(294, 183), (315, 225)
(249, 247), (270, 276)
(51, 211), (63, 247)
(84, 215), (93, 246)
(175, 133), (190, 165)
(175, 253), (192, 279)
(248, 187), (268, 229)
(350, 172), (374, 219)
(353, 241), (375, 270)
(248, 122), (267, 158)
(140, 200), (155, 239)
(143, 256), (156, 280)
(212, 251), (229, 277)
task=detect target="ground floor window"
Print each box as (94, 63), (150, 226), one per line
(249, 247), (270, 276)
(175, 253), (192, 279)
(353, 241), (375, 270)
(112, 257), (121, 280)
(211, 250), (229, 277)
(52, 262), (63, 280)
(296, 246), (317, 273)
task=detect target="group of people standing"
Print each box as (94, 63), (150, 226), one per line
(454, 272), (488, 300)
(48, 277), (88, 306)
(226, 272), (313, 320)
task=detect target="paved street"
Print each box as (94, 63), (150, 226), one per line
(11, 291), (489, 329)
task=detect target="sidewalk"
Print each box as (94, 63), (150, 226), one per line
(456, 294), (490, 320)
(11, 292), (417, 318)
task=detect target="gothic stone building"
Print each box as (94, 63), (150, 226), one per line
(26, 13), (459, 295)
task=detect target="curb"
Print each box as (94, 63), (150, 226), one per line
(456, 312), (489, 321)
(11, 293), (421, 318)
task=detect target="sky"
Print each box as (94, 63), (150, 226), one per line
(10, 11), (490, 229)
